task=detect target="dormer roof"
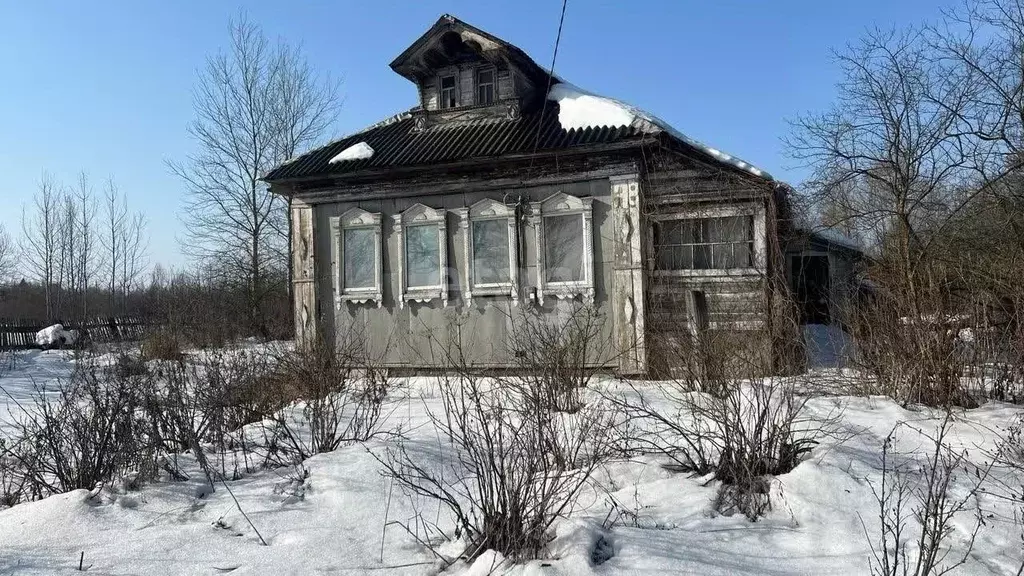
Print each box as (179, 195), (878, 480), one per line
(389, 14), (550, 88)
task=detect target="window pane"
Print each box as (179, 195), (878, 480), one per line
(712, 244), (735, 269)
(656, 246), (692, 270)
(472, 220), (510, 285)
(440, 75), (457, 109)
(406, 224), (440, 288)
(693, 245), (712, 269)
(343, 228), (375, 289)
(544, 215), (584, 282)
(735, 241), (753, 268)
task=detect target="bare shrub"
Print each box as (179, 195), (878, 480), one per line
(862, 415), (988, 576)
(140, 327), (183, 362)
(608, 328), (829, 520)
(148, 346), (286, 481)
(506, 303), (608, 413)
(378, 331), (617, 564)
(6, 360), (155, 497)
(267, 336), (392, 464)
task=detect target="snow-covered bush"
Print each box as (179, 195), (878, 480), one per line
(34, 323), (78, 350)
(864, 417), (988, 576)
(5, 359), (156, 498)
(378, 336), (617, 564)
(266, 336), (392, 464)
(609, 330), (829, 520)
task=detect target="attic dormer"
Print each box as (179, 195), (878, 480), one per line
(390, 15), (552, 126)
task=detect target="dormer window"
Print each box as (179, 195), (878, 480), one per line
(476, 68), (495, 105)
(440, 74), (458, 109)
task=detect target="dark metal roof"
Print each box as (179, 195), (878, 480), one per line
(264, 105), (650, 183)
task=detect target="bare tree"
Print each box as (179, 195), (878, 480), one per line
(101, 178), (148, 315)
(170, 13), (340, 336)
(786, 28), (976, 310)
(0, 223), (15, 283)
(21, 174), (62, 319)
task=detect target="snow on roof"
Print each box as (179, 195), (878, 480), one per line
(329, 142), (374, 163)
(547, 81), (771, 179)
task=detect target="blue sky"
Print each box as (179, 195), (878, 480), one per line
(0, 0), (951, 270)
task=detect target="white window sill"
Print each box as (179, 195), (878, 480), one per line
(403, 289), (445, 305)
(336, 290), (383, 308)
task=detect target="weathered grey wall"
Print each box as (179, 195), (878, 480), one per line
(311, 178), (617, 367)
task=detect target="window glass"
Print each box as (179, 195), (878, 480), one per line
(472, 219), (510, 285)
(477, 68), (495, 105)
(440, 75), (457, 109)
(654, 215), (754, 270)
(406, 224), (440, 288)
(544, 214), (583, 282)
(343, 228), (375, 288)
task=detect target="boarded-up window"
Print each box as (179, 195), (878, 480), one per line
(440, 75), (457, 109)
(405, 224), (440, 288)
(477, 68), (495, 105)
(544, 214), (584, 282)
(343, 228), (376, 288)
(654, 215), (754, 270)
(472, 220), (510, 285)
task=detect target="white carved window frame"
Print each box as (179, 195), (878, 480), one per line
(648, 202), (766, 278)
(330, 208), (383, 308)
(529, 192), (595, 306)
(456, 198), (519, 306)
(394, 203), (448, 308)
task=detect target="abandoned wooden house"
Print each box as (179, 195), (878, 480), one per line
(264, 14), (861, 374)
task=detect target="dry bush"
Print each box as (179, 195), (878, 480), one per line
(609, 328), (829, 520)
(267, 335), (392, 464)
(506, 303), (608, 413)
(140, 327), (183, 361)
(147, 346), (287, 481)
(4, 359), (156, 498)
(862, 416), (988, 576)
(378, 332), (617, 563)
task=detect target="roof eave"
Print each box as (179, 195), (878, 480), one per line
(269, 137), (654, 190)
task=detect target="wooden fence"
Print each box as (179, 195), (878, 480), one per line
(0, 316), (149, 350)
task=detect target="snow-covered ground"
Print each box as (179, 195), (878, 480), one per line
(0, 349), (1021, 575)
(0, 349), (75, 434)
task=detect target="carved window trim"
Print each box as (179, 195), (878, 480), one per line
(330, 208), (383, 308)
(394, 203), (448, 308)
(456, 198), (519, 306)
(529, 192), (595, 305)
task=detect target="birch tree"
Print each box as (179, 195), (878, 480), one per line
(0, 224), (15, 283)
(22, 174), (62, 319)
(101, 178), (148, 315)
(170, 13), (340, 336)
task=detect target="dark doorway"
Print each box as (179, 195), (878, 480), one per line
(792, 255), (830, 324)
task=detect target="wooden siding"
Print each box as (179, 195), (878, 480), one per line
(312, 178), (619, 368)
